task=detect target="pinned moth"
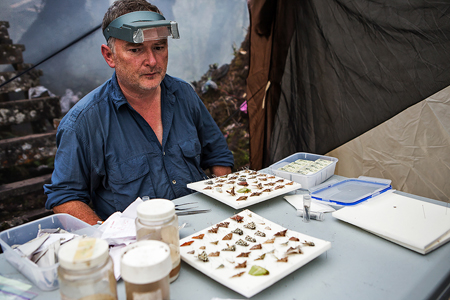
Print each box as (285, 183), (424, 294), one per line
(222, 244), (236, 251)
(250, 244), (262, 250)
(274, 229), (288, 237)
(222, 233), (233, 240)
(237, 252), (251, 258)
(198, 251), (209, 262)
(231, 215), (244, 223)
(208, 251), (220, 257)
(235, 261), (247, 269)
(181, 241), (194, 247)
(232, 228), (244, 235)
(245, 235), (256, 243)
(217, 222), (230, 228)
(244, 222), (256, 230)
(236, 239), (249, 247)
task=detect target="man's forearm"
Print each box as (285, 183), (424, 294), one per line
(210, 165), (232, 177)
(52, 201), (102, 225)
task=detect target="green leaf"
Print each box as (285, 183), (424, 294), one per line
(237, 187), (251, 193)
(248, 265), (269, 276)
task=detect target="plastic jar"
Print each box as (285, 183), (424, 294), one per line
(121, 240), (171, 300)
(135, 199), (180, 282)
(57, 237), (117, 300)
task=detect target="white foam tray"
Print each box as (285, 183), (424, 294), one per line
(180, 209), (331, 298)
(187, 170), (301, 209)
(332, 192), (450, 254)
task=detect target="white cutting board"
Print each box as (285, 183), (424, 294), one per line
(332, 191), (450, 254)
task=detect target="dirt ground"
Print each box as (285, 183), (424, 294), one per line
(191, 32), (250, 172)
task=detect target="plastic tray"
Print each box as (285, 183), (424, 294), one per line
(269, 153), (338, 189)
(0, 214), (98, 291)
(309, 176), (392, 206)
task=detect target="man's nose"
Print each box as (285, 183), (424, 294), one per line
(144, 49), (157, 67)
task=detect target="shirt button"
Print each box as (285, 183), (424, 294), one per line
(172, 180), (176, 184)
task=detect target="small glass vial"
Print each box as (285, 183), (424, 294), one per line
(297, 210), (325, 221)
(121, 240), (171, 300)
(135, 199), (180, 283)
(303, 194), (312, 223)
(57, 237), (117, 300)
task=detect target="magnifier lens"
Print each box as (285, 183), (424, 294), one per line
(142, 26), (171, 41)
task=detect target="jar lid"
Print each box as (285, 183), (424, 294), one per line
(57, 238), (109, 271)
(120, 240), (171, 284)
(137, 199), (175, 222)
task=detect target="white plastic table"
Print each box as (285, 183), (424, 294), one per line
(1, 176), (449, 300)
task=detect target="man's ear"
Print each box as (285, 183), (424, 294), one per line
(101, 44), (115, 68)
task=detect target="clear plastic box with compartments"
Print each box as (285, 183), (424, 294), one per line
(269, 152), (338, 189)
(0, 213), (98, 291)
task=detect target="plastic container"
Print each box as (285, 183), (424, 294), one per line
(269, 152), (338, 189)
(121, 240), (171, 300)
(57, 237), (117, 300)
(309, 176), (392, 206)
(135, 199), (180, 283)
(0, 214), (98, 291)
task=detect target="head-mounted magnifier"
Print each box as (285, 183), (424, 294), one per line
(103, 11), (180, 43)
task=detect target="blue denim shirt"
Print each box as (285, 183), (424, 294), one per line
(44, 73), (234, 220)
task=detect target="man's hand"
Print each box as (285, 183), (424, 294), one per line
(210, 166), (232, 177)
(53, 201), (102, 225)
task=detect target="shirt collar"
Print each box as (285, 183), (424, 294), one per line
(161, 75), (176, 105)
(110, 72), (177, 109)
(110, 72), (128, 109)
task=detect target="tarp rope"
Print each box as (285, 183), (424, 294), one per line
(0, 24), (102, 90)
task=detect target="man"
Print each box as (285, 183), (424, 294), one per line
(44, 0), (234, 225)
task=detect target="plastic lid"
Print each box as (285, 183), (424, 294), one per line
(121, 240), (171, 284)
(58, 238), (109, 271)
(310, 177), (392, 206)
(137, 199), (175, 222)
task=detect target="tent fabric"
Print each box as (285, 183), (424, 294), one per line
(247, 0), (279, 171)
(327, 85), (450, 202)
(247, 0), (450, 170)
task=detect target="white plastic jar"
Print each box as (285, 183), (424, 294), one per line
(135, 199), (180, 283)
(57, 237), (117, 300)
(121, 240), (172, 300)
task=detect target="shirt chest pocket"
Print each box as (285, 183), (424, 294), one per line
(179, 139), (201, 160)
(109, 155), (150, 184)
(178, 139), (205, 181)
(107, 155), (155, 211)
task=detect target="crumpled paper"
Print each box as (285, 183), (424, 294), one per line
(97, 197), (143, 280)
(284, 194), (336, 213)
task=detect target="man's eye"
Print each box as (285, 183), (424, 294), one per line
(154, 46), (165, 51)
(128, 48), (142, 53)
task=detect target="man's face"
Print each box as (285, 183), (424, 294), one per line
(110, 38), (168, 94)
